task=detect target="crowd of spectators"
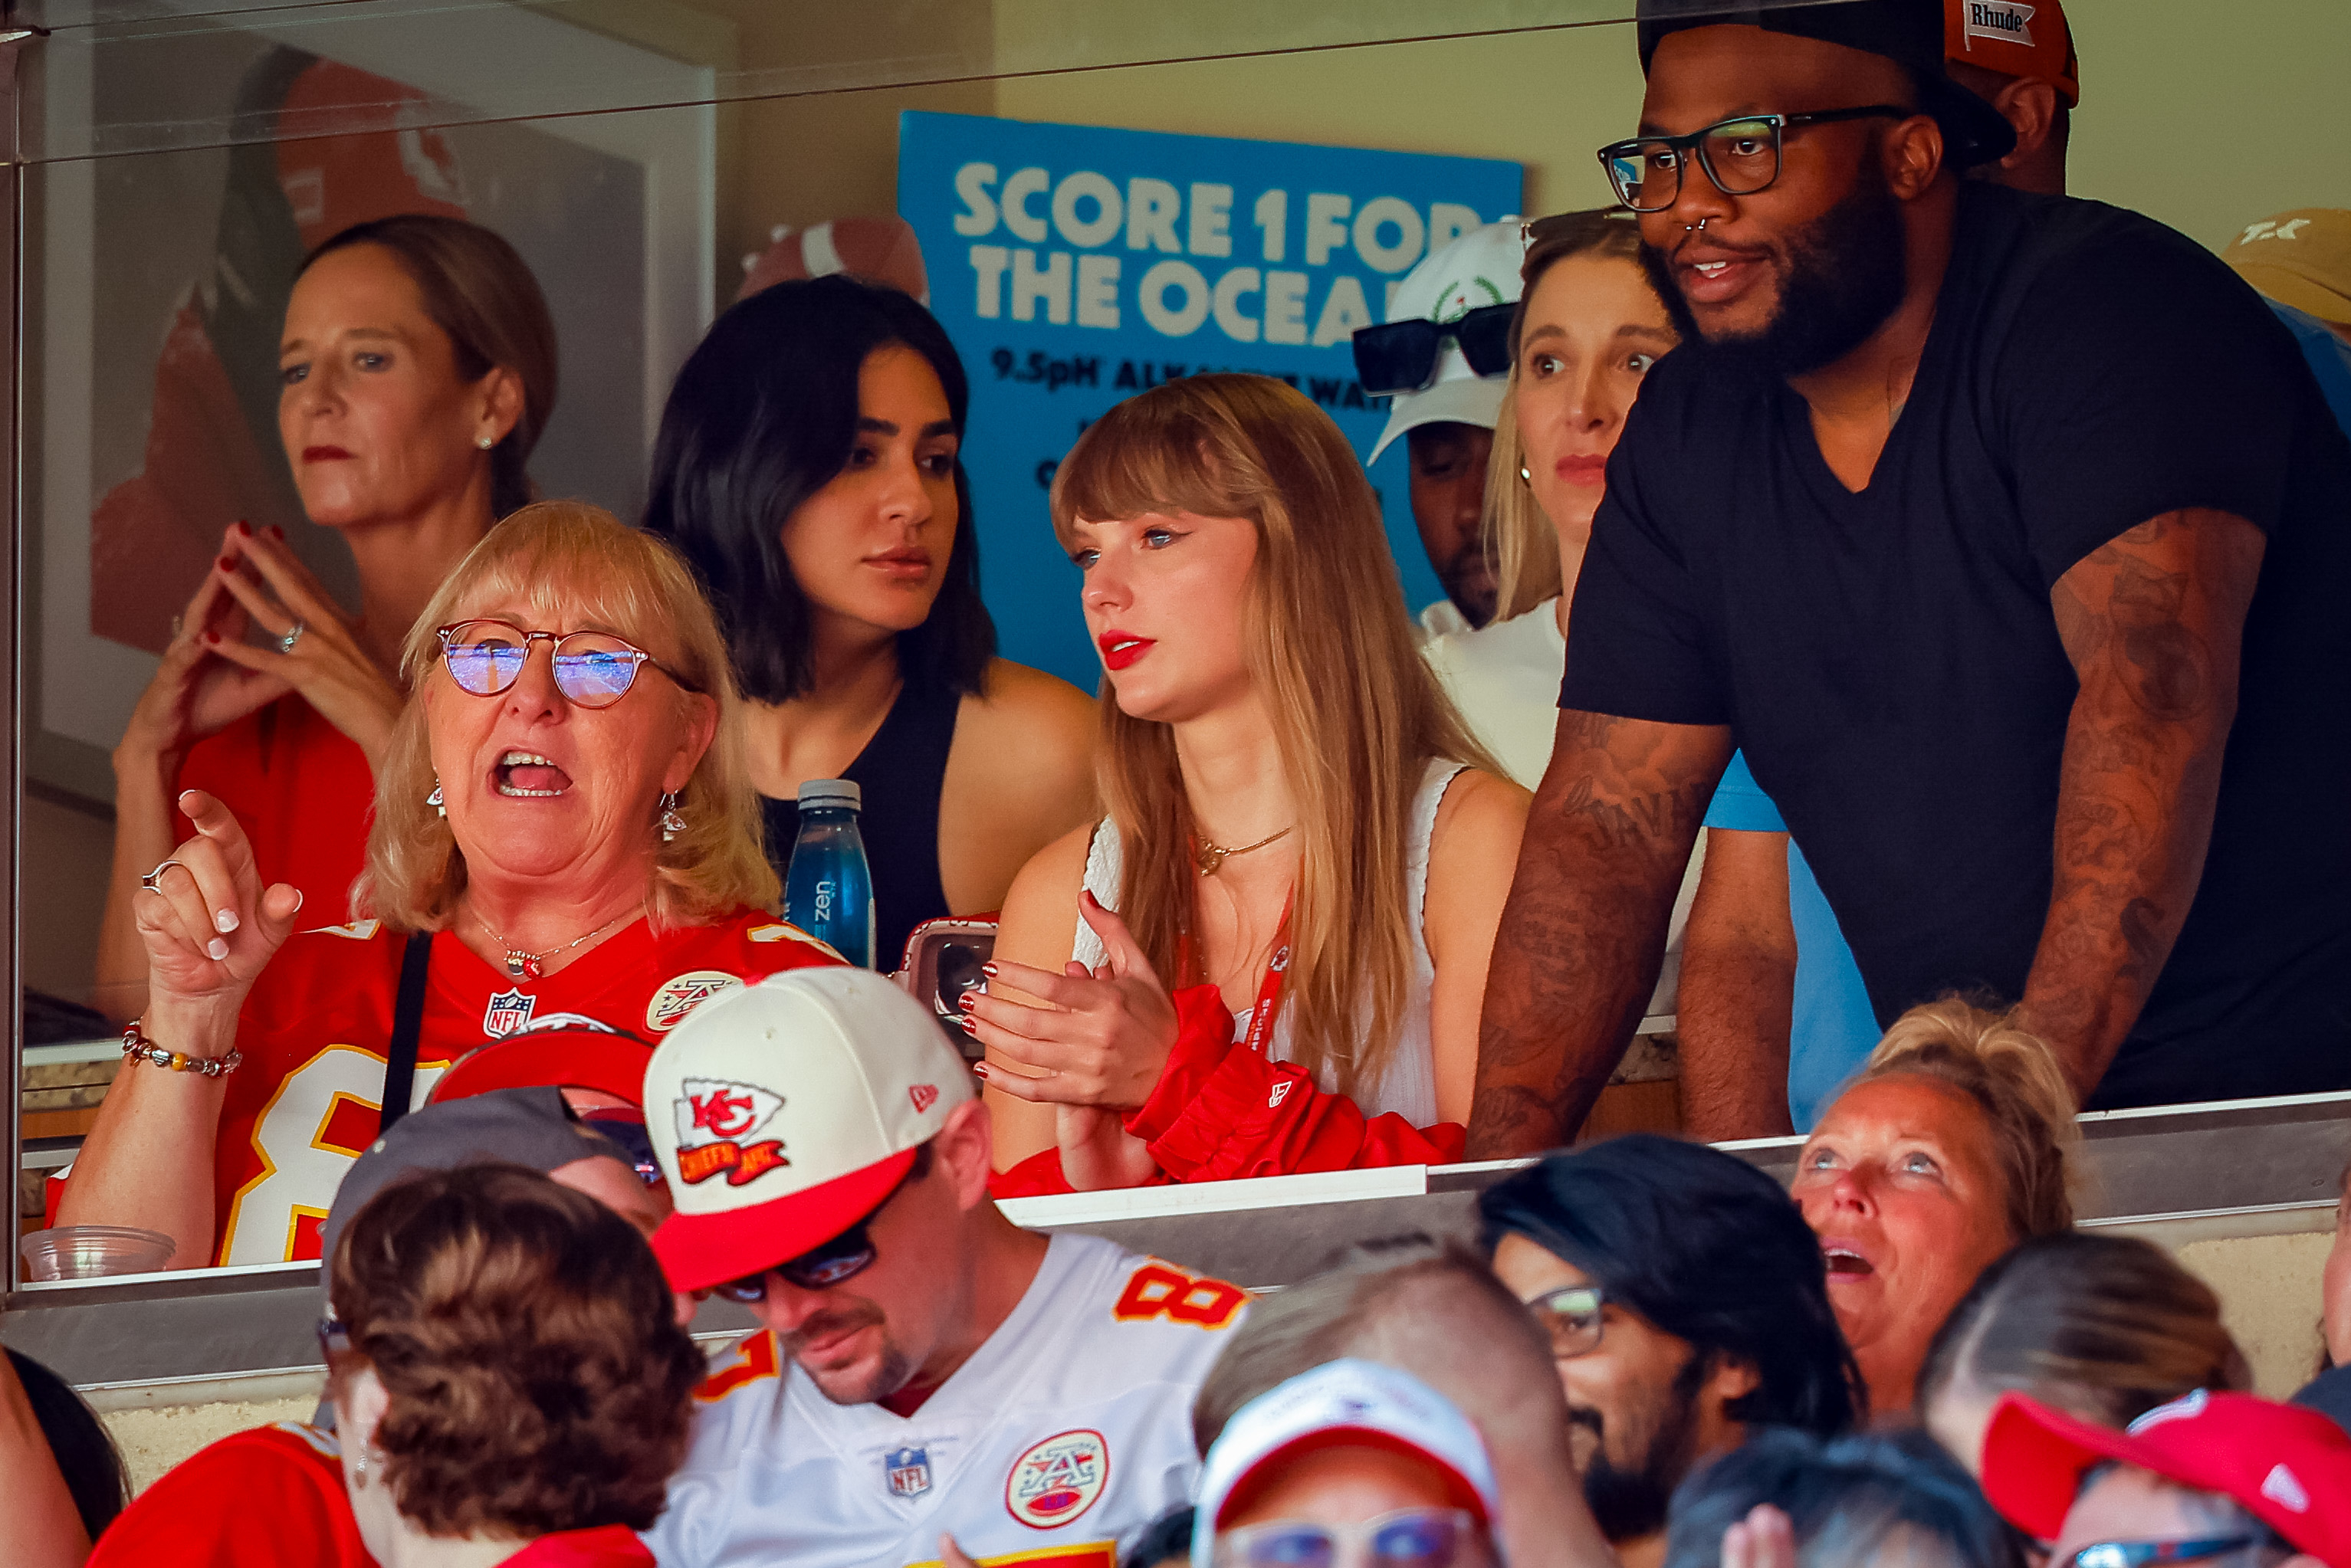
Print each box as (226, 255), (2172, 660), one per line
(11, 0), (2351, 1563)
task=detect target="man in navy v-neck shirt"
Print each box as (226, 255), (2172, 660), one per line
(1469, 0), (2351, 1154)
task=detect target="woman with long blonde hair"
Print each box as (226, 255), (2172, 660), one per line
(967, 374), (1530, 1191)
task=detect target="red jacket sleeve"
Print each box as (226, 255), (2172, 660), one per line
(1123, 984), (1466, 1182)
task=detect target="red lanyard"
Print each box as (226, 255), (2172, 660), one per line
(1176, 893), (1292, 1057)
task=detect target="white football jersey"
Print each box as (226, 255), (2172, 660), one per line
(645, 1233), (1247, 1568)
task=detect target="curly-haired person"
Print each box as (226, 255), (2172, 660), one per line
(323, 1162), (706, 1567)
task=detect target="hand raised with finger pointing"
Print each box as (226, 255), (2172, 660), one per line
(131, 790), (307, 1012)
(964, 891), (1180, 1111)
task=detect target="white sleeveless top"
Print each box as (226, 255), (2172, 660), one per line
(1070, 757), (1468, 1127)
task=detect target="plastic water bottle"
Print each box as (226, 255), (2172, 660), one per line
(784, 779), (877, 969)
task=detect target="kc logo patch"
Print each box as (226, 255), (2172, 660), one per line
(1006, 1430), (1108, 1530)
(673, 1077), (790, 1186)
(646, 970), (744, 1033)
(481, 989), (536, 1038)
(886, 1446), (934, 1500)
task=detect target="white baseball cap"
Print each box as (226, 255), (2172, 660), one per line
(644, 967), (972, 1292)
(1191, 1359), (1501, 1568)
(1364, 221), (1529, 465)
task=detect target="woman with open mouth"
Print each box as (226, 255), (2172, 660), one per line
(1791, 996), (2080, 1415)
(58, 503), (843, 1269)
(94, 215), (560, 1030)
(970, 373), (1532, 1192)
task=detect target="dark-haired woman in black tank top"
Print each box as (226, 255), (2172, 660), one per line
(645, 276), (1095, 969)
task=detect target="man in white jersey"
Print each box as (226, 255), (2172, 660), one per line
(641, 968), (1246, 1568)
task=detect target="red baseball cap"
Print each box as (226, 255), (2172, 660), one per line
(428, 1015), (655, 1109)
(1982, 1390), (2351, 1563)
(1945, 0), (2080, 106)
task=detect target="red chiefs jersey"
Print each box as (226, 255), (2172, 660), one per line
(84, 1421), (376, 1568)
(179, 695), (376, 924)
(209, 907), (842, 1266)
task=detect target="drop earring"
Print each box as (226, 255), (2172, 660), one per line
(353, 1449), (369, 1488)
(658, 790), (685, 844)
(428, 779), (445, 817)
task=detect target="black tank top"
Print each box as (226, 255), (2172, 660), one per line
(763, 679), (960, 973)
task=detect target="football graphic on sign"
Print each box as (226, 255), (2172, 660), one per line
(1006, 1429), (1108, 1529)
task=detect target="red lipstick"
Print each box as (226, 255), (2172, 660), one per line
(1097, 630), (1154, 671)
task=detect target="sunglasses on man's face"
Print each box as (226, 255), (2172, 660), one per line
(714, 1163), (919, 1301)
(1351, 302), (1517, 396)
(2068, 1538), (2268, 1568)
(435, 618), (691, 709)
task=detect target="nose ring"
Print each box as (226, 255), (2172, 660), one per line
(1684, 216), (1710, 234)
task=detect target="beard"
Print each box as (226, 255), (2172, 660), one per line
(1570, 1356), (1709, 1542)
(1640, 162), (1909, 380)
(786, 1301), (915, 1406)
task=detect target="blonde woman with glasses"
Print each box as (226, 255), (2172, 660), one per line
(968, 375), (1529, 1192)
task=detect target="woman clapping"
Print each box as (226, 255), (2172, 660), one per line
(975, 375), (1529, 1191)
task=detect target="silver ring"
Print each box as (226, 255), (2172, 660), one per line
(277, 621), (306, 655)
(139, 859), (185, 893)
(169, 612), (185, 640)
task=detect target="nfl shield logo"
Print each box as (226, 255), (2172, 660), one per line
(482, 989), (534, 1037)
(885, 1446), (931, 1500)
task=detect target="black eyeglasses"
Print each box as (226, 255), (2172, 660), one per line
(714, 1163), (919, 1301)
(1597, 107), (1914, 213)
(1523, 1284), (1607, 1360)
(1351, 302), (1517, 396)
(435, 618), (694, 709)
(2069, 1539), (2267, 1568)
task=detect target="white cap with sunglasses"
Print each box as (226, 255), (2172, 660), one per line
(1194, 1359), (1499, 1568)
(643, 966), (970, 1294)
(1358, 221), (1529, 465)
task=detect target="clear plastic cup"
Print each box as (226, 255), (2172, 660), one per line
(18, 1225), (176, 1281)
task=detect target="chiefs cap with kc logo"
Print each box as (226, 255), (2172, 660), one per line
(644, 966), (971, 1293)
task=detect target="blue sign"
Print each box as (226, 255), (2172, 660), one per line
(898, 111), (1522, 690)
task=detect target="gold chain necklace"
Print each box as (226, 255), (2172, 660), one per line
(1194, 825), (1293, 877)
(470, 902), (642, 980)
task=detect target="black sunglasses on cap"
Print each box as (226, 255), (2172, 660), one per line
(1351, 302), (1517, 396)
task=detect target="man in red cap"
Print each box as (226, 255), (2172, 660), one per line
(1982, 1388), (2351, 1568)
(1944, 0), (2077, 196)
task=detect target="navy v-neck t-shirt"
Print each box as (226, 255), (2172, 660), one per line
(1561, 182), (2351, 1109)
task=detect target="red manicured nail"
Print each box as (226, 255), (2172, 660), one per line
(957, 992), (977, 1012)
(960, 1017), (977, 1035)
(266, 524), (284, 540)
(972, 1061), (990, 1079)
(982, 962), (1000, 976)
(217, 555), (235, 572)
(231, 520), (251, 536)
(205, 630), (222, 645)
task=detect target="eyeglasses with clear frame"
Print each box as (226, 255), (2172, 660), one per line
(1522, 1283), (1607, 1360)
(1596, 107), (1915, 213)
(435, 618), (695, 709)
(1212, 1507), (1486, 1568)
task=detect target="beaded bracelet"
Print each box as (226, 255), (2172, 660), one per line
(121, 1022), (243, 1079)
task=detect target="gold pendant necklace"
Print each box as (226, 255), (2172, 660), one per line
(1194, 825), (1292, 877)
(471, 902), (642, 981)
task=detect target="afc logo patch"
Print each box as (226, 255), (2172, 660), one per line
(481, 989), (535, 1037)
(1006, 1429), (1108, 1530)
(646, 970), (744, 1033)
(885, 1445), (933, 1500)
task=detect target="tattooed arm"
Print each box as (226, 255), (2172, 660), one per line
(1467, 711), (1732, 1156)
(2026, 508), (2266, 1101)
